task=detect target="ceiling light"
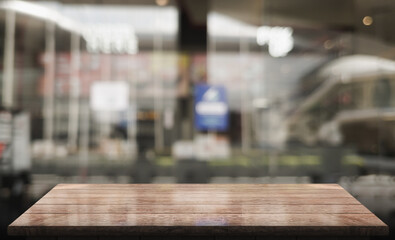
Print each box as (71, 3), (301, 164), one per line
(362, 16), (373, 26)
(156, 0), (169, 6)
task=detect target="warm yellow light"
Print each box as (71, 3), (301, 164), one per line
(156, 0), (169, 6)
(362, 16), (373, 26)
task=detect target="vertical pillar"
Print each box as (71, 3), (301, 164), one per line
(79, 69), (90, 178)
(43, 21), (55, 142)
(2, 10), (16, 108)
(127, 55), (137, 159)
(154, 15), (164, 152)
(79, 97), (90, 180)
(240, 31), (251, 154)
(99, 55), (111, 139)
(68, 33), (80, 150)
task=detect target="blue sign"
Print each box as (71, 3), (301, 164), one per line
(194, 84), (229, 131)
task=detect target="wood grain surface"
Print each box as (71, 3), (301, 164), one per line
(8, 184), (389, 237)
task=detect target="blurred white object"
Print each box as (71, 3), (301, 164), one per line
(164, 108), (174, 130)
(90, 81), (129, 112)
(195, 134), (230, 160)
(82, 23), (138, 54)
(318, 121), (342, 146)
(319, 55), (395, 79)
(172, 135), (230, 161)
(98, 139), (135, 160)
(54, 145), (68, 158)
(172, 141), (195, 160)
(32, 140), (53, 158)
(0, 111), (31, 171)
(257, 26), (294, 57)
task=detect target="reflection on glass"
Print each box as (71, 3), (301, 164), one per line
(0, 2), (394, 232)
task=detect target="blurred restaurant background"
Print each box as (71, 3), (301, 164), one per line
(0, 0), (395, 239)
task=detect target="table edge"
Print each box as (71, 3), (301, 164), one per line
(8, 225), (389, 237)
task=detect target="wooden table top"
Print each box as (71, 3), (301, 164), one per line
(8, 184), (388, 237)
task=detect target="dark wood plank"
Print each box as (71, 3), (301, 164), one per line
(99, 238), (138, 240)
(215, 236), (255, 240)
(160, 237), (214, 240)
(296, 238), (369, 240)
(27, 238), (57, 240)
(255, 238), (296, 240)
(58, 238), (98, 240)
